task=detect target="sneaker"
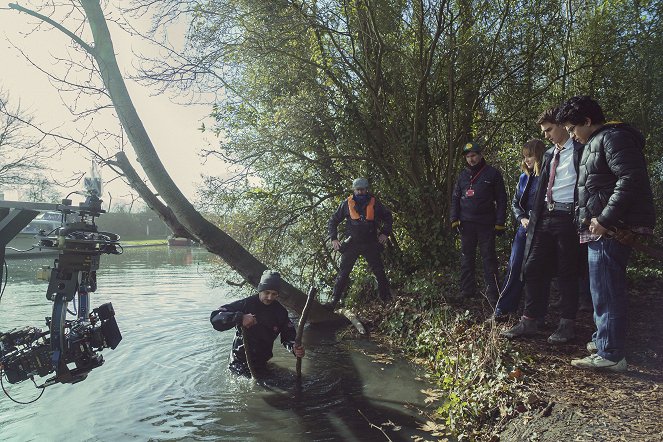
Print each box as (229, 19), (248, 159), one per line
(570, 354), (627, 372)
(586, 341), (598, 354)
(501, 317), (538, 339)
(547, 318), (575, 344)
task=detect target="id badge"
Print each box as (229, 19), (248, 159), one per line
(465, 188), (475, 197)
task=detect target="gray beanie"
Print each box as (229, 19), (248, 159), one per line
(257, 270), (281, 293)
(352, 177), (369, 189)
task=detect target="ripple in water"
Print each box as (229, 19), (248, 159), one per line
(0, 247), (433, 441)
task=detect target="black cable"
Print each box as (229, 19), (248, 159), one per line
(0, 369), (45, 404)
(0, 259), (8, 306)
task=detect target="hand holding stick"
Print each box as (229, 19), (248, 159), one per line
(241, 326), (259, 379)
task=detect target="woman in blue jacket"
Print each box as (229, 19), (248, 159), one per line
(493, 139), (547, 320)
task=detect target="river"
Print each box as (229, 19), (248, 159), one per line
(0, 246), (433, 441)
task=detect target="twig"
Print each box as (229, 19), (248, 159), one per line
(296, 286), (317, 378)
(357, 409), (392, 441)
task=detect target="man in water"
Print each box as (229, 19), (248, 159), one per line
(210, 270), (304, 376)
(327, 177), (393, 310)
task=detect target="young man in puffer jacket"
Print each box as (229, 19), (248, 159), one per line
(557, 96), (655, 372)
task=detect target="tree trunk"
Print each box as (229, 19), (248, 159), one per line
(47, 0), (334, 322)
(111, 151), (192, 239)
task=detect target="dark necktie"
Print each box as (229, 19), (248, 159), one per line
(545, 146), (564, 206)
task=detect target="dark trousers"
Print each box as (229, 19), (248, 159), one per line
(460, 221), (499, 298)
(523, 212), (579, 319)
(332, 241), (391, 302)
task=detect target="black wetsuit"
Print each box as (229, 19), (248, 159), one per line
(210, 295), (296, 374)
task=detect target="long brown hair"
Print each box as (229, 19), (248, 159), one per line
(521, 139), (546, 176)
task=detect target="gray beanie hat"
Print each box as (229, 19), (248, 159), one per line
(257, 270), (281, 293)
(352, 177), (369, 189)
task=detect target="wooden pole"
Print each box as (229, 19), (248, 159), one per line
(296, 286), (317, 378)
(241, 326), (259, 379)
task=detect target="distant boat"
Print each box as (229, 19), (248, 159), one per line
(19, 211), (62, 236)
(5, 212), (62, 258)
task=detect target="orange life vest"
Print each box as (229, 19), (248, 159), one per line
(347, 195), (375, 221)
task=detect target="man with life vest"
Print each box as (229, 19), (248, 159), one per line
(327, 177), (393, 310)
(450, 142), (508, 305)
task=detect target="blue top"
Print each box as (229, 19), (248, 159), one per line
(512, 172), (540, 222)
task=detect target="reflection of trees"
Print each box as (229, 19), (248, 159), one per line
(211, 324), (429, 441)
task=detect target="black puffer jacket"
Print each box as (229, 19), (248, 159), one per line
(450, 160), (507, 226)
(576, 123), (655, 230)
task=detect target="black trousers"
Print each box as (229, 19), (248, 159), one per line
(460, 221), (499, 298)
(332, 241), (391, 302)
(523, 211), (579, 319)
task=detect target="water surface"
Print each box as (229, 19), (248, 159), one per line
(0, 247), (431, 441)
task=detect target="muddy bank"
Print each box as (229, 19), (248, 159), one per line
(496, 277), (662, 441)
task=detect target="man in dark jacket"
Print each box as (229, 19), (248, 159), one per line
(327, 177), (393, 310)
(450, 142), (508, 304)
(210, 270), (304, 376)
(558, 96), (655, 372)
(502, 107), (585, 344)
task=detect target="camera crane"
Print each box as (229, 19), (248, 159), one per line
(0, 193), (122, 391)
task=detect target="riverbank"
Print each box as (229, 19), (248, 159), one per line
(347, 275), (662, 441)
(122, 239), (168, 247)
(495, 276), (662, 441)
(3, 238), (169, 259)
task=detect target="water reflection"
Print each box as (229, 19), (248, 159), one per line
(0, 247), (432, 441)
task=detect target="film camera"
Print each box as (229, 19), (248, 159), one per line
(0, 191), (122, 388)
(0, 303), (120, 385)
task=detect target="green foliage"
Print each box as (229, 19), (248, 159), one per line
(96, 210), (172, 240)
(173, 0), (663, 285)
(378, 281), (530, 440)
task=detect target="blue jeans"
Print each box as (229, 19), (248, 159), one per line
(495, 226), (527, 315)
(588, 237), (632, 362)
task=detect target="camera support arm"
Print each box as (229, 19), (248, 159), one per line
(0, 198), (121, 387)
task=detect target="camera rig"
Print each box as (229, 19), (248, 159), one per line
(0, 193), (122, 389)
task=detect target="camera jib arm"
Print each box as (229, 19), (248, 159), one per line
(0, 197), (122, 387)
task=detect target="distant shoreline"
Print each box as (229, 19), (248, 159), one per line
(4, 239), (171, 259)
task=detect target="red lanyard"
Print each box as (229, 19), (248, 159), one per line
(469, 164), (487, 188)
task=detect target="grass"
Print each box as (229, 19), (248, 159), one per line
(121, 239), (168, 246)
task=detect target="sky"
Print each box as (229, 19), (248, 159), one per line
(0, 3), (220, 209)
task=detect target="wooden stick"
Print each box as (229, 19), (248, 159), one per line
(241, 326), (259, 379)
(296, 286), (317, 378)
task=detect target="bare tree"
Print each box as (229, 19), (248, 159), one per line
(6, 1), (334, 321)
(0, 90), (58, 195)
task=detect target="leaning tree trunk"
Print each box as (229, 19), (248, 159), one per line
(111, 151), (193, 240)
(9, 1), (335, 322)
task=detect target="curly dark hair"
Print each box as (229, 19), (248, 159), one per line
(556, 96), (606, 125)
